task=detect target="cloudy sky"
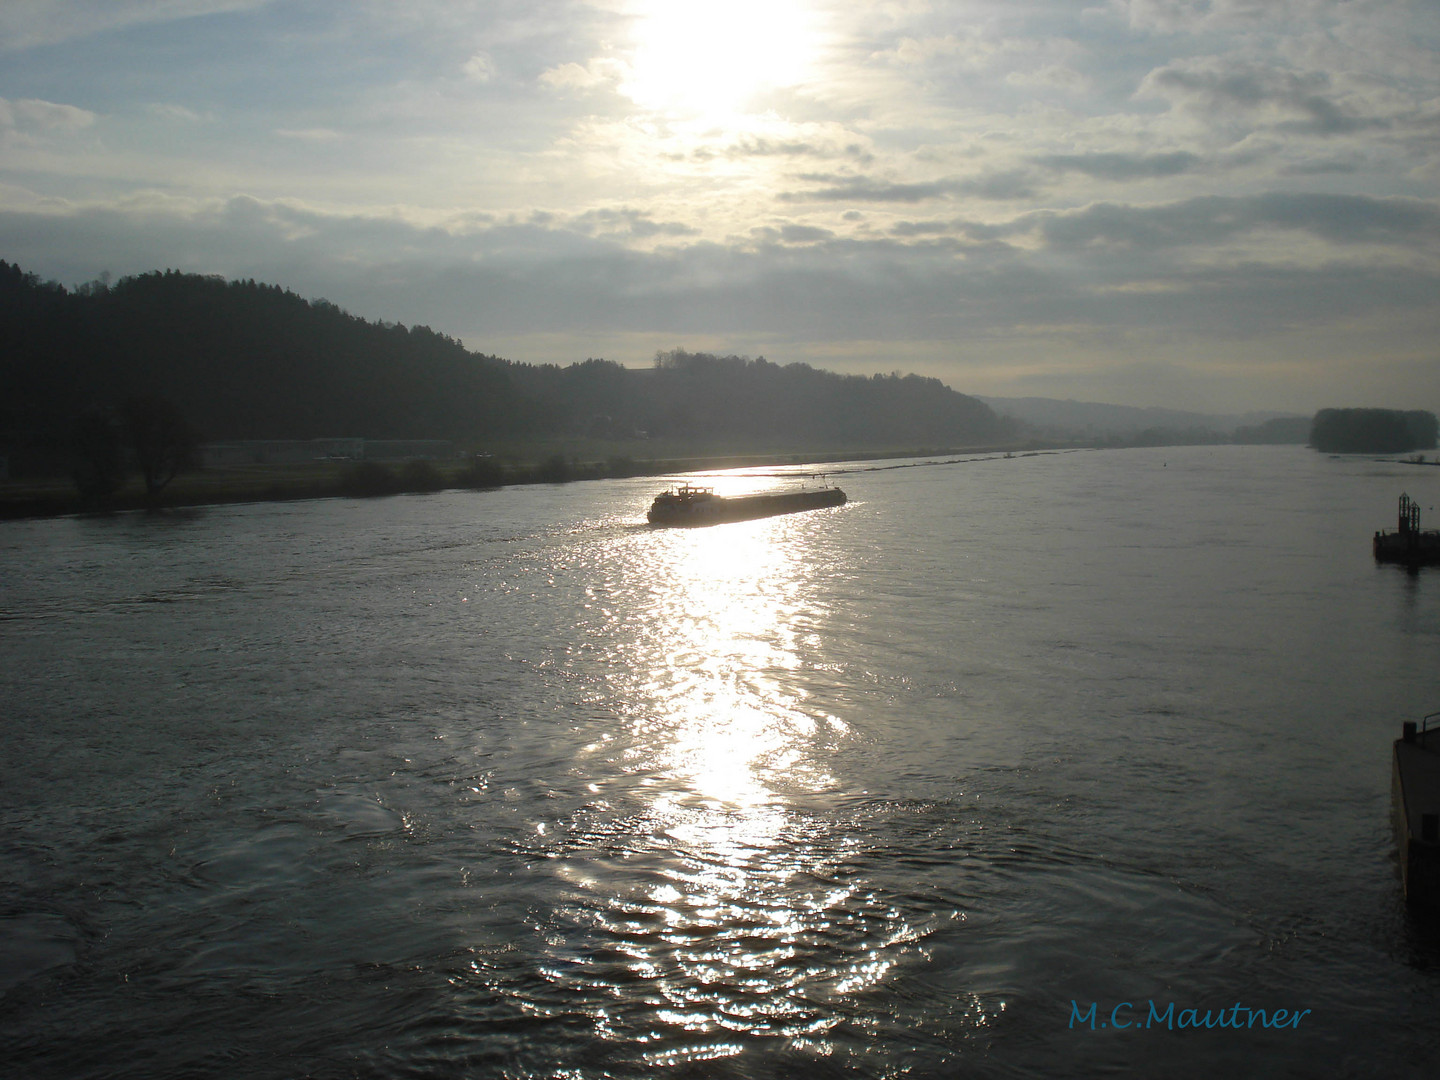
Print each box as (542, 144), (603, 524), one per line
(2, 0), (1437, 413)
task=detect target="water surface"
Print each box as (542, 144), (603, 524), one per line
(2, 445), (1438, 1077)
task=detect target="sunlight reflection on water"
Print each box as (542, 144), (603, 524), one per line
(531, 500), (919, 1054)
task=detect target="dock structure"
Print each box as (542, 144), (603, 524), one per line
(1393, 711), (1440, 910)
(1374, 493), (1440, 566)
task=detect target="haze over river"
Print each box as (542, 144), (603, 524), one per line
(2, 445), (1438, 1078)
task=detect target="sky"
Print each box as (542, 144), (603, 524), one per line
(1, 0), (1437, 414)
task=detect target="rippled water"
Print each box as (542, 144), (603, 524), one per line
(2, 445), (1439, 1077)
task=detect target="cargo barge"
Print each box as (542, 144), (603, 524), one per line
(647, 481), (846, 527)
(1374, 494), (1440, 566)
(1394, 711), (1440, 910)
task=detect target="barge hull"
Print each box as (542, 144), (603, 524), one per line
(648, 488), (846, 527)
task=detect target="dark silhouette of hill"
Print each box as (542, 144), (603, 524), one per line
(0, 260), (1013, 473)
(522, 350), (1012, 449)
(0, 262), (519, 444)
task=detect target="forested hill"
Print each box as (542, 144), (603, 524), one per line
(1, 262), (519, 443)
(0, 261), (1012, 459)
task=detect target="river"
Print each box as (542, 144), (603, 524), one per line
(1, 444), (1438, 1077)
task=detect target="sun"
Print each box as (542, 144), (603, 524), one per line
(621, 0), (818, 120)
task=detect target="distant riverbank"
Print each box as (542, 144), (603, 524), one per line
(0, 441), (1044, 520)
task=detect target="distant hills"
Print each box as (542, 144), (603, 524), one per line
(978, 396), (1310, 444)
(979, 396), (1439, 452)
(8, 259), (1430, 481)
(0, 260), (1014, 475)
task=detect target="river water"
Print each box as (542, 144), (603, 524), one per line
(1, 444), (1438, 1078)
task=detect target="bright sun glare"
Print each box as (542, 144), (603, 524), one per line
(622, 0), (817, 119)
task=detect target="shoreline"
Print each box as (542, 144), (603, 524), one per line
(0, 442), (1053, 521)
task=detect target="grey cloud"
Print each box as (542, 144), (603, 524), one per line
(779, 169), (1034, 204)
(1031, 193), (1440, 250)
(779, 224), (835, 244)
(569, 207), (699, 239)
(1247, 193), (1440, 243)
(1279, 93), (1386, 136)
(955, 170), (1038, 200)
(4, 193), (1436, 384)
(1034, 151), (1201, 180)
(717, 138), (874, 165)
(747, 224), (837, 245)
(889, 220), (953, 237)
(1144, 64), (1280, 108)
(1139, 60), (1386, 136)
(1278, 155), (1362, 176)
(779, 174), (961, 203)
(630, 220), (700, 240)
(728, 138), (820, 157)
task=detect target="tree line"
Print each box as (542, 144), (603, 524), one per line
(1309, 408), (1438, 454)
(0, 261), (1014, 481)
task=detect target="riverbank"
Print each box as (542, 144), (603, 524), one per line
(0, 440), (1042, 520)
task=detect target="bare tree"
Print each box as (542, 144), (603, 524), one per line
(121, 397), (199, 496)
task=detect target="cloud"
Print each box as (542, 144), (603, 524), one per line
(956, 170), (1038, 201)
(886, 32), (995, 68)
(10, 188), (1433, 321)
(1114, 0), (1326, 34)
(1034, 151), (1202, 180)
(463, 52), (498, 83)
(1277, 154), (1362, 177)
(777, 224), (836, 244)
(568, 207), (699, 239)
(779, 168), (1038, 204)
(889, 220), (953, 237)
(146, 103), (205, 123)
(1005, 65), (1090, 93)
(539, 58), (625, 92)
(1139, 59), (1388, 135)
(718, 137), (872, 164)
(1024, 193), (1440, 251)
(778, 174), (957, 204)
(3, 190), (1436, 411)
(0, 96), (96, 131)
(0, 0), (272, 50)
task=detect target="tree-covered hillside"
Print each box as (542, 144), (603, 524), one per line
(512, 350), (1011, 449)
(0, 260), (1013, 473)
(0, 262), (520, 443)
(1309, 408), (1438, 453)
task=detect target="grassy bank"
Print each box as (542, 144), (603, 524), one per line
(0, 439), (1039, 520)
